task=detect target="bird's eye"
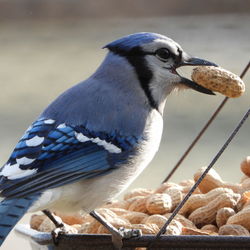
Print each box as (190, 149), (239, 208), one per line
(155, 48), (171, 61)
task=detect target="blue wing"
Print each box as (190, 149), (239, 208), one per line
(0, 118), (140, 198)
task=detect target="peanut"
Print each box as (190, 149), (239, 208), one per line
(227, 206), (250, 230)
(178, 179), (195, 187)
(95, 208), (118, 220)
(242, 192), (250, 209)
(154, 182), (180, 193)
(219, 224), (250, 236)
(37, 216), (77, 234)
(181, 227), (212, 236)
(30, 214), (47, 230)
(189, 192), (240, 226)
(243, 200), (250, 209)
(142, 215), (182, 235)
(178, 180), (201, 194)
(38, 217), (56, 232)
(103, 200), (130, 210)
(128, 196), (148, 213)
(164, 220), (183, 235)
(146, 193), (172, 214)
(124, 188), (153, 200)
(108, 208), (129, 216)
(80, 208), (119, 233)
(216, 207), (236, 228)
(164, 213), (196, 229)
(84, 221), (104, 233)
(79, 219), (100, 234)
(81, 213), (96, 224)
(240, 179), (250, 193)
(77, 223), (89, 234)
(142, 214), (167, 228)
(179, 188), (234, 216)
(71, 224), (82, 231)
(163, 187), (183, 210)
(194, 167), (241, 193)
(132, 223), (159, 234)
(54, 211), (85, 225)
(236, 191), (250, 210)
(191, 66), (245, 98)
(96, 225), (110, 234)
(240, 156), (250, 177)
(201, 224), (218, 233)
(122, 211), (149, 224)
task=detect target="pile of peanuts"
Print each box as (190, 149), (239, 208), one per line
(30, 156), (250, 237)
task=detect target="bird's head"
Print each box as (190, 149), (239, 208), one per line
(104, 32), (217, 113)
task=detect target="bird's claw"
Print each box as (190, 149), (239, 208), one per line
(90, 210), (142, 249)
(51, 222), (72, 245)
(51, 223), (66, 245)
(118, 227), (142, 239)
(111, 227), (142, 250)
(42, 209), (72, 246)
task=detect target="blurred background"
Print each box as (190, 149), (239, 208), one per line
(0, 0), (249, 249)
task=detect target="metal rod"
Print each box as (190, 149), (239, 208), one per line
(149, 106), (250, 249)
(90, 210), (123, 250)
(162, 61), (250, 183)
(54, 234), (250, 249)
(43, 209), (64, 228)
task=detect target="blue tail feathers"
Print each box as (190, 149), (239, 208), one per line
(0, 195), (39, 246)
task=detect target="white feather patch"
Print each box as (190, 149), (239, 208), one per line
(75, 132), (90, 142)
(26, 136), (44, 147)
(0, 163), (37, 179)
(44, 119), (55, 124)
(75, 132), (121, 153)
(57, 123), (66, 129)
(16, 157), (36, 165)
(92, 137), (121, 153)
(8, 169), (37, 180)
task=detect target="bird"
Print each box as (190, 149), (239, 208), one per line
(0, 32), (217, 246)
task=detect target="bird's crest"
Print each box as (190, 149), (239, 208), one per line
(104, 32), (166, 52)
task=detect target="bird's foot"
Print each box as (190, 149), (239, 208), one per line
(42, 209), (71, 245)
(50, 222), (74, 245)
(117, 227), (142, 239)
(90, 210), (141, 250)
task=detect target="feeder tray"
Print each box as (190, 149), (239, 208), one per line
(15, 225), (250, 250)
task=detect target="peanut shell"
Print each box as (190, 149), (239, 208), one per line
(30, 214), (47, 230)
(227, 206), (250, 230)
(122, 211), (149, 224)
(146, 193), (172, 214)
(191, 66), (245, 98)
(128, 196), (148, 213)
(189, 192), (240, 226)
(219, 224), (250, 236)
(240, 156), (250, 177)
(124, 188), (153, 200)
(216, 207), (235, 228)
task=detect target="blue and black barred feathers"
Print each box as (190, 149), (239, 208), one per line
(1, 117), (140, 180)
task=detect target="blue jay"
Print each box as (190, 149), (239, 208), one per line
(0, 32), (216, 246)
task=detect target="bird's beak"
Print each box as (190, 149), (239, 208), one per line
(176, 53), (218, 95)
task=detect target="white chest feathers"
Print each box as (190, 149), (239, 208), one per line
(30, 110), (163, 213)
